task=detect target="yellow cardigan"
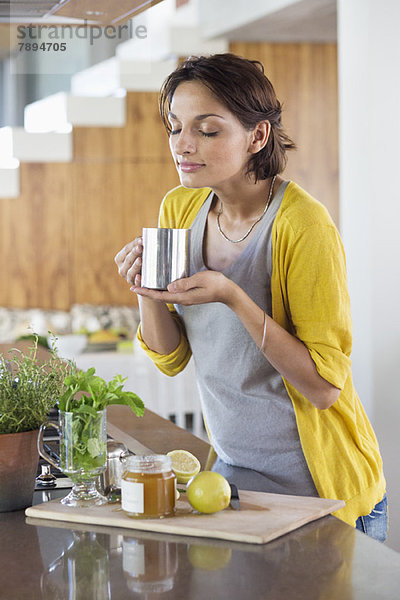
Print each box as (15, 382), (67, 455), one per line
(138, 182), (386, 526)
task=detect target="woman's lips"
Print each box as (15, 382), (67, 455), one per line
(179, 162), (205, 173)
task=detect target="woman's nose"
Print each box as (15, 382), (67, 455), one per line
(171, 129), (196, 154)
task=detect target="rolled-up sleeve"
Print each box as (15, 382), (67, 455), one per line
(136, 310), (192, 376)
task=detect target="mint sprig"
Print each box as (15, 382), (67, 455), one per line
(58, 368), (144, 417)
(57, 367), (144, 477)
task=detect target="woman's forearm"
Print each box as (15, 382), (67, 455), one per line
(133, 271), (340, 407)
(227, 284), (340, 410)
(138, 297), (181, 354)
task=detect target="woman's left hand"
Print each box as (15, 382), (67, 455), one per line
(131, 270), (235, 306)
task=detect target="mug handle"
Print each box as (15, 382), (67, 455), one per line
(37, 422), (60, 470)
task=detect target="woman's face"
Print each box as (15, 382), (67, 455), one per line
(168, 81), (255, 191)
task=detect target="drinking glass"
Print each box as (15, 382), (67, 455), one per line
(38, 409), (107, 506)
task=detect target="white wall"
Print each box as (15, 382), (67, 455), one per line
(338, 0), (400, 551)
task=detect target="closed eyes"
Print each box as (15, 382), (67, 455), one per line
(170, 129), (218, 138)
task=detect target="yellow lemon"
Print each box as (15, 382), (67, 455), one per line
(186, 471), (231, 514)
(167, 449), (201, 484)
(188, 544), (232, 571)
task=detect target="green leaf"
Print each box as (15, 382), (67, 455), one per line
(75, 404), (98, 418)
(74, 441), (87, 455)
(106, 392), (145, 417)
(87, 437), (102, 458)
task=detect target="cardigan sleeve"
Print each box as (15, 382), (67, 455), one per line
(136, 314), (192, 376)
(284, 222), (353, 391)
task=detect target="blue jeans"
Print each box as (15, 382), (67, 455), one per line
(355, 495), (388, 543)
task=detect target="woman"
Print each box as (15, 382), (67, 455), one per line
(115, 53), (387, 541)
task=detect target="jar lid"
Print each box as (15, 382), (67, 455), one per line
(123, 454), (172, 473)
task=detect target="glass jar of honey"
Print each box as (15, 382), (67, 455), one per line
(121, 455), (176, 518)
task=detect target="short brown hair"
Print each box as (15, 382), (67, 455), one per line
(159, 53), (296, 181)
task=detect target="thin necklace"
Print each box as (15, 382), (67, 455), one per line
(216, 175), (277, 244)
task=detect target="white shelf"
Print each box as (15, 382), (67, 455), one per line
(119, 57), (178, 91)
(11, 127), (73, 163)
(24, 91), (126, 131)
(0, 162), (20, 198)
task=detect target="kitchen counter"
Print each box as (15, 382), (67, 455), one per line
(1, 406), (400, 599)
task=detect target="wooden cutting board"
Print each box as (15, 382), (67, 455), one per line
(25, 491), (344, 545)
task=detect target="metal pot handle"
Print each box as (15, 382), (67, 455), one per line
(37, 422), (60, 470)
(119, 449), (135, 463)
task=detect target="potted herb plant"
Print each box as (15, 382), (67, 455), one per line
(1, 336), (145, 511)
(38, 367), (145, 506)
(0, 336), (73, 512)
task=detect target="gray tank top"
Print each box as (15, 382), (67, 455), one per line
(175, 182), (318, 496)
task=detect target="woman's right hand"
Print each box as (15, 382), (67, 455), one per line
(115, 236), (182, 354)
(114, 237), (143, 287)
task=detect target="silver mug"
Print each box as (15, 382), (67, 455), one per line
(141, 227), (190, 290)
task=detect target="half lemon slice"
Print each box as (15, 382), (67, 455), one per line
(167, 449), (201, 484)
